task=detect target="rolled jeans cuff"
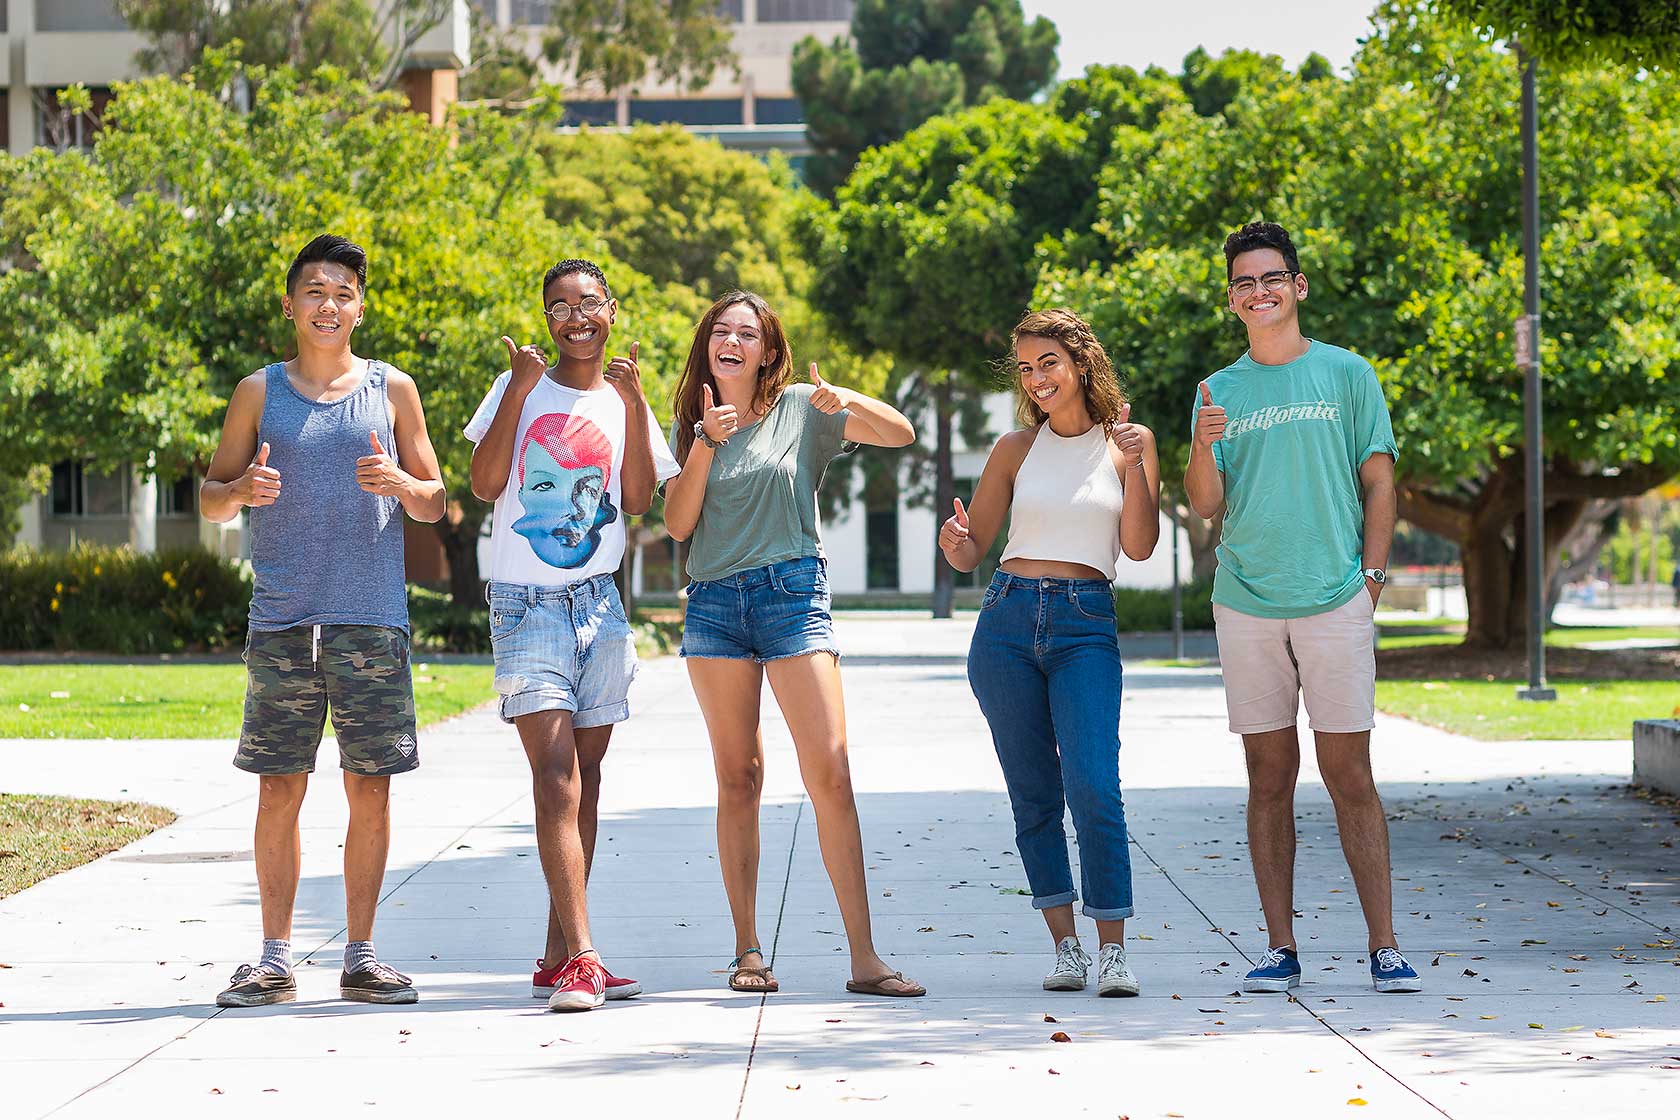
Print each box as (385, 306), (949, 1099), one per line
(1081, 902), (1135, 921)
(1031, 889), (1077, 911)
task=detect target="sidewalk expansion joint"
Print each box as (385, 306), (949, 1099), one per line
(735, 796), (805, 1120)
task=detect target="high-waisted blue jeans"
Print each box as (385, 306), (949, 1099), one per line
(966, 571), (1134, 920)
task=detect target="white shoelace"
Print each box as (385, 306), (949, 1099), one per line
(1050, 940), (1091, 978)
(1098, 944), (1131, 981)
(1373, 947), (1407, 973)
(1254, 947), (1293, 971)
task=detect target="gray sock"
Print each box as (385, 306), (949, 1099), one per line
(345, 941), (377, 975)
(258, 938), (292, 977)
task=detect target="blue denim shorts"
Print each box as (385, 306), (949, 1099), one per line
(486, 575), (638, 725)
(680, 556), (839, 663)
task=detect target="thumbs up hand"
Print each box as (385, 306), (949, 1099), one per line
(939, 496), (972, 555)
(357, 429), (407, 496)
(235, 441), (282, 508)
(1194, 381), (1226, 448)
(1111, 401), (1146, 471)
(502, 335), (548, 392)
(605, 339), (645, 407)
(808, 361), (849, 415)
(701, 382), (738, 445)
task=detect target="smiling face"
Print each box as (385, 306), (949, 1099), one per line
(283, 262), (363, 353)
(707, 301), (774, 390)
(543, 270), (615, 364)
(1016, 335), (1086, 423)
(1227, 247), (1308, 332)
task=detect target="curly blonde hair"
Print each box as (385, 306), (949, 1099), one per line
(1009, 309), (1126, 431)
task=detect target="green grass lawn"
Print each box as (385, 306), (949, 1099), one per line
(0, 662), (494, 739)
(1374, 679), (1680, 741)
(0, 794), (176, 898)
(1376, 623), (1676, 652)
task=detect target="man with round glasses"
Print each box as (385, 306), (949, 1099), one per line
(1184, 221), (1420, 997)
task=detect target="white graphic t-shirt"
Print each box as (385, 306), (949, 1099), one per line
(464, 373), (680, 586)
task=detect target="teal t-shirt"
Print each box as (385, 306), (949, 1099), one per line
(677, 383), (853, 582)
(1192, 339), (1398, 619)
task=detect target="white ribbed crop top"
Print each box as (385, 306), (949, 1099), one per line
(999, 422), (1125, 581)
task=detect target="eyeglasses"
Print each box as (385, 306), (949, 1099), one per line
(545, 296), (610, 322)
(1227, 270), (1298, 299)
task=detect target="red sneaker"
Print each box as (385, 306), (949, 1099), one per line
(533, 958), (641, 1000)
(545, 952), (607, 1012)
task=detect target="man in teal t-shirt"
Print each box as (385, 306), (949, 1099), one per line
(1183, 221), (1420, 996)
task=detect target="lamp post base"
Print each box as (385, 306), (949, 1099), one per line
(1516, 686), (1558, 702)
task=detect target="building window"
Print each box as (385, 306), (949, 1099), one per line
(865, 509), (899, 590)
(35, 0), (129, 32)
(754, 97), (805, 125)
(159, 475), (196, 517)
(37, 87), (115, 153)
(563, 100), (619, 126)
(716, 0), (745, 20)
(758, 0), (853, 21)
(509, 0), (554, 26)
(629, 98), (744, 126)
(50, 461), (129, 518)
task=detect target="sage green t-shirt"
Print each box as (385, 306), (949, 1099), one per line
(678, 383), (853, 582)
(1191, 339), (1398, 619)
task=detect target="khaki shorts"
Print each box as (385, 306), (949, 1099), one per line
(1213, 592), (1377, 735)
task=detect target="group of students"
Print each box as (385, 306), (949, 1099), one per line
(204, 218), (1421, 1013)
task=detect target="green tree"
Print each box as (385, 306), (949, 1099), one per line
(1036, 0), (1680, 648)
(1441, 0), (1680, 67)
(798, 99), (1090, 615)
(791, 0), (1059, 197)
(116, 0), (456, 89)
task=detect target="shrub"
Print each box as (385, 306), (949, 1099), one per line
(1111, 580), (1215, 632)
(0, 546), (252, 653)
(407, 585), (491, 654)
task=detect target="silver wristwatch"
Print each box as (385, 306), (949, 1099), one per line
(1362, 567), (1387, 585)
(693, 418), (726, 449)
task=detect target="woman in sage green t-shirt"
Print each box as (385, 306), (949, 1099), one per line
(664, 290), (925, 999)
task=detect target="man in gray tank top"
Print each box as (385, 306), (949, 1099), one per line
(199, 235), (447, 1008)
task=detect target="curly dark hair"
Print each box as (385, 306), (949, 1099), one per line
(541, 258), (612, 301)
(1222, 221), (1301, 279)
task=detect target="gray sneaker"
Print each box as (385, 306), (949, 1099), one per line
(1097, 943), (1140, 997)
(340, 961), (419, 1004)
(1043, 937), (1091, 991)
(216, 963), (297, 1008)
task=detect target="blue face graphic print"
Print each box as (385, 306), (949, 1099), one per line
(511, 413), (617, 569)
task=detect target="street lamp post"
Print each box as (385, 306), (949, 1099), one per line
(1516, 44), (1556, 702)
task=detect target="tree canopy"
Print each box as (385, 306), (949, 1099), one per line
(1441, 0), (1680, 67)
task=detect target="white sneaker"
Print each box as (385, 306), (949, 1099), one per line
(1097, 943), (1140, 997)
(1043, 937), (1091, 991)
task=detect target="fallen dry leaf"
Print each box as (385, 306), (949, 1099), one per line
(1050, 1032), (1071, 1043)
(1348, 1100), (1368, 1107)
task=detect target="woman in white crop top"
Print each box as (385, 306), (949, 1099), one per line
(940, 308), (1161, 997)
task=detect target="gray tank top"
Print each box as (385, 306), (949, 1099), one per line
(248, 360), (409, 632)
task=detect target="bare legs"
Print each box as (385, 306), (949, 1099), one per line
(689, 653), (918, 993)
(1243, 726), (1398, 952)
(515, 710), (594, 962)
(1040, 904), (1125, 948)
(540, 726), (613, 968)
(251, 770), (393, 945)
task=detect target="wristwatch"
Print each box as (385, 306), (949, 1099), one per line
(693, 418), (726, 449)
(1362, 568), (1387, 585)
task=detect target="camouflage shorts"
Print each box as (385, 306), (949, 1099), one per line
(234, 625), (419, 777)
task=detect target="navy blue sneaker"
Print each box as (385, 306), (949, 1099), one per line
(1242, 946), (1301, 992)
(1370, 947), (1422, 993)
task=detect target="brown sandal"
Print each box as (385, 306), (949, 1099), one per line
(846, 970), (926, 998)
(728, 949), (779, 993)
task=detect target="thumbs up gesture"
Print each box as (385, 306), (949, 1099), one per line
(1194, 381), (1226, 448)
(356, 430), (406, 496)
(605, 340), (645, 407)
(939, 496), (972, 555)
(808, 361), (849, 415)
(503, 335), (548, 392)
(700, 383), (738, 445)
(1110, 401), (1146, 471)
(235, 441), (282, 508)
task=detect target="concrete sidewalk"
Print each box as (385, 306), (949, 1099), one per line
(1, 615), (1675, 1119)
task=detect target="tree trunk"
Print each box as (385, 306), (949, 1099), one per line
(436, 505), (486, 609)
(930, 376), (956, 619)
(1460, 516), (1518, 649)
(1546, 498), (1616, 619)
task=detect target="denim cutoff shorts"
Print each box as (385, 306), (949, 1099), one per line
(487, 574), (637, 725)
(680, 556), (839, 663)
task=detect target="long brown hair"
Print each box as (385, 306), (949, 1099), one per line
(672, 290), (793, 461)
(1009, 308), (1126, 431)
